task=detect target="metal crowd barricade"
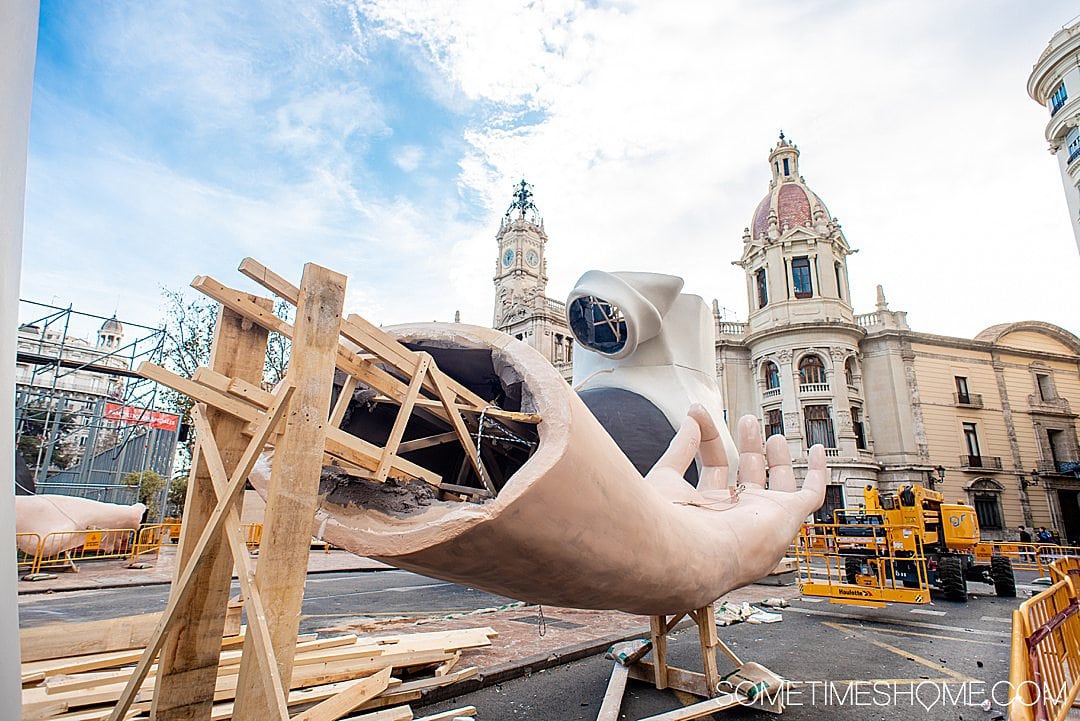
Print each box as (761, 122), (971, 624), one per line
(15, 532), (43, 575)
(130, 523), (169, 563)
(1037, 546), (1080, 577)
(974, 541), (1045, 572)
(1009, 557), (1080, 721)
(162, 517), (183, 543)
(241, 523), (262, 551)
(35, 528), (138, 573)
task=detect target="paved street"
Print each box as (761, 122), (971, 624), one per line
(19, 566), (1037, 719)
(18, 568), (516, 633)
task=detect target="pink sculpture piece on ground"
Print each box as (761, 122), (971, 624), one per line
(14, 495), (146, 558)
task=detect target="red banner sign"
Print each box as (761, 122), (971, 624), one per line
(103, 403), (179, 432)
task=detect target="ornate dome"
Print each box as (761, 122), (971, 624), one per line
(99, 315), (123, 336)
(749, 134), (832, 240)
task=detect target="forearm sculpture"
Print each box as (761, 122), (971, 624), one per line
(248, 272), (825, 615)
(14, 495), (146, 557)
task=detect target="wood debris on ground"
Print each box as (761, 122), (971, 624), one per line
(21, 624), (492, 721)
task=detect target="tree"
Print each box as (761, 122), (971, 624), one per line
(121, 469), (167, 519)
(16, 399), (79, 474)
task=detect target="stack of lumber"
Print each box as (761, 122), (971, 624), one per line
(22, 626), (494, 721)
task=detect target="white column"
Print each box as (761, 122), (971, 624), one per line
(1, 0), (40, 705)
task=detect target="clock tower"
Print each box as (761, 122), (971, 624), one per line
(492, 180), (573, 372)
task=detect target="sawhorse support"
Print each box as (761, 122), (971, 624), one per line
(600, 603), (787, 721)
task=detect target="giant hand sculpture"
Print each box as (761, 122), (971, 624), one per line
(249, 321), (826, 616)
(15, 495), (146, 557)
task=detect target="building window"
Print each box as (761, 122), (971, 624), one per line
(1051, 81), (1068, 116)
(1048, 429), (1067, 469)
(845, 357), (856, 388)
(969, 479), (1004, 530)
(962, 422), (981, 461)
(756, 268), (768, 308)
(765, 408), (784, 438)
(834, 261), (843, 300)
(799, 354), (826, 386)
(782, 158), (790, 176)
(1068, 126), (1080, 165)
(851, 407), (867, 450)
(815, 484), (845, 523)
(1036, 372), (1056, 401)
(791, 257), (813, 298)
(955, 376), (971, 404)
(804, 404), (836, 448)
(763, 361), (780, 390)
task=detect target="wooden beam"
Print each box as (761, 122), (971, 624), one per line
(415, 707), (477, 721)
(329, 374), (358, 428)
(289, 666), (392, 721)
(152, 300), (273, 721)
(375, 354), (430, 482)
(237, 257), (488, 410)
(428, 368), (494, 494)
(395, 432), (459, 454)
(107, 383), (295, 721)
(595, 663), (629, 721)
(20, 612), (163, 663)
(232, 263), (346, 719)
(138, 362), (440, 485)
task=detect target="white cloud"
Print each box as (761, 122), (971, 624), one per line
(393, 145), (425, 172)
(354, 0), (1080, 338)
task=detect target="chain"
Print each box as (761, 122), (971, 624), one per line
(537, 604), (547, 637)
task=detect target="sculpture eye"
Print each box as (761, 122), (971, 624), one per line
(568, 295), (628, 355)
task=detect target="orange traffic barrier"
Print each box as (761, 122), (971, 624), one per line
(1009, 558), (1080, 721)
(15, 532), (42, 574)
(35, 528), (137, 573)
(975, 541), (1045, 572)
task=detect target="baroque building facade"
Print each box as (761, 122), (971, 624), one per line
(493, 143), (1080, 540)
(1028, 17), (1080, 253)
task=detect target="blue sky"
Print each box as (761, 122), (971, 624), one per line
(19, 0), (1080, 343)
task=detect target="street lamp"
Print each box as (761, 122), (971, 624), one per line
(927, 464), (945, 490)
(1022, 469), (1041, 490)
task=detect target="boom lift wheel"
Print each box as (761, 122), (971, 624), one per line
(991, 555), (1017, 597)
(938, 555), (967, 602)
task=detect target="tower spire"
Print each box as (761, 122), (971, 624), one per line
(505, 179), (541, 223)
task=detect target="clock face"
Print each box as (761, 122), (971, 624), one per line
(502, 248), (515, 267)
(525, 249), (539, 267)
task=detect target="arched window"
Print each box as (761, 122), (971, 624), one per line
(799, 355), (826, 386)
(968, 479), (1004, 530)
(763, 361), (780, 390)
(845, 357), (856, 388)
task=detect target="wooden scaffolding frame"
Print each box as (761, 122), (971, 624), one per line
(107, 259), (540, 721)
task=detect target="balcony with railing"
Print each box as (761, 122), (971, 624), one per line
(960, 455), (1003, 470)
(545, 297), (566, 315)
(762, 387), (781, 399)
(824, 448), (840, 458)
(799, 383), (831, 394)
(716, 321), (748, 338)
(1040, 459), (1080, 475)
(854, 312), (880, 328)
(954, 392), (983, 408)
(1070, 144), (1080, 165)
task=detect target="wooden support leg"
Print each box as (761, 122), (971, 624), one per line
(232, 263), (346, 720)
(374, 353), (431, 482)
(152, 301), (272, 721)
(692, 604), (720, 698)
(650, 615), (669, 691)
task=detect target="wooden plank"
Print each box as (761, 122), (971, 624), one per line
(396, 432), (458, 454)
(330, 374), (359, 428)
(107, 383), (295, 721)
(20, 612), (164, 663)
(629, 662), (708, 698)
(595, 663), (628, 721)
(414, 707), (477, 721)
(290, 667), (392, 721)
(237, 257), (487, 410)
(693, 605), (720, 698)
(635, 694), (744, 721)
(428, 368), (494, 494)
(375, 354), (431, 482)
(340, 707), (413, 721)
(139, 362), (440, 485)
(649, 615), (669, 690)
(186, 404), (295, 717)
(153, 300), (273, 721)
(232, 263), (346, 719)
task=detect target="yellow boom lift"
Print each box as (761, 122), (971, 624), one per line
(797, 484), (1017, 606)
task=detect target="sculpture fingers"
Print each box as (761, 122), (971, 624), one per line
(735, 414), (766, 488)
(645, 416), (702, 500)
(797, 444), (828, 516)
(764, 434), (796, 492)
(688, 403), (729, 490)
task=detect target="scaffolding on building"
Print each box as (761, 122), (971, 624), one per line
(14, 301), (181, 520)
